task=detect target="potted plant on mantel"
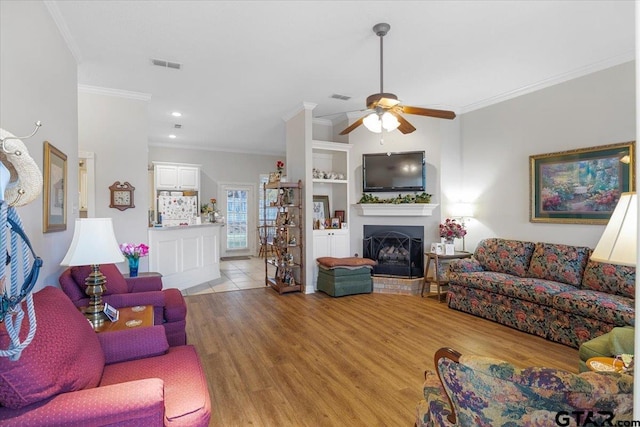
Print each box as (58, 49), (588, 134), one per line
(358, 192), (432, 204)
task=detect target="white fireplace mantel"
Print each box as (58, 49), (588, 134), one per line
(353, 203), (439, 217)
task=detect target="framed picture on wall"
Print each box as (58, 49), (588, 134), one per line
(530, 141), (635, 224)
(43, 141), (67, 233)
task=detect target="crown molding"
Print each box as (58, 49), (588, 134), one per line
(44, 1), (82, 64)
(148, 141), (284, 156)
(78, 84), (152, 101)
(461, 52), (635, 114)
(281, 102), (317, 122)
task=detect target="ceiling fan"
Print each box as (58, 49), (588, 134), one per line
(340, 23), (456, 136)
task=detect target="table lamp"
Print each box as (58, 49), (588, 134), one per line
(591, 192), (636, 267)
(450, 202), (474, 251)
(61, 218), (124, 329)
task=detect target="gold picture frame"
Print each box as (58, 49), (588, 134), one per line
(530, 141), (635, 224)
(43, 141), (67, 232)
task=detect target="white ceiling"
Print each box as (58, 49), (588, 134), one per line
(48, 1), (635, 155)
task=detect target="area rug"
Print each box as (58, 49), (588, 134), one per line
(220, 256), (252, 261)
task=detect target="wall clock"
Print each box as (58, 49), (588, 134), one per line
(109, 181), (135, 211)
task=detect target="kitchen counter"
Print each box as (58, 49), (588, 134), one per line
(148, 223), (222, 291)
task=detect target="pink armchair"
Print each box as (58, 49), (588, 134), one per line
(0, 286), (211, 426)
(59, 264), (187, 346)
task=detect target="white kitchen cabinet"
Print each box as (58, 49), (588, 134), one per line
(312, 228), (350, 289)
(155, 163), (200, 190)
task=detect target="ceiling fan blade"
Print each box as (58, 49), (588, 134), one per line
(401, 105), (456, 120)
(339, 116), (365, 135)
(389, 111), (416, 134)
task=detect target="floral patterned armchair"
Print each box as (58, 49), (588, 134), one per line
(416, 347), (633, 427)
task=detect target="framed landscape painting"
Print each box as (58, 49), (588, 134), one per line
(530, 141), (635, 224)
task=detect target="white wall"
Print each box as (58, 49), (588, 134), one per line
(0, 1), (78, 290)
(461, 61), (636, 250)
(79, 91), (150, 272)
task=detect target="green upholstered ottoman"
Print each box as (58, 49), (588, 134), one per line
(316, 266), (373, 297)
(578, 326), (634, 372)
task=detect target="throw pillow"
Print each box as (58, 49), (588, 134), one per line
(527, 242), (591, 286)
(0, 286), (104, 409)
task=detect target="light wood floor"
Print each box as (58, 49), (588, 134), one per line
(185, 288), (579, 427)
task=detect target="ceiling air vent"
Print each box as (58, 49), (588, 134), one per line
(331, 93), (351, 101)
(174, 124), (182, 129)
(151, 58), (182, 70)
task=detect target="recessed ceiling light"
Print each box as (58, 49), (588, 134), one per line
(171, 112), (182, 117)
(169, 134), (177, 139)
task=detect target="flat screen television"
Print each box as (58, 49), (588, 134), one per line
(362, 151), (426, 192)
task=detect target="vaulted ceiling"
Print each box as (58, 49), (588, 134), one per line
(49, 1), (635, 155)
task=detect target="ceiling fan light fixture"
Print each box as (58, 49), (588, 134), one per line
(363, 111), (400, 133)
(382, 112), (400, 132)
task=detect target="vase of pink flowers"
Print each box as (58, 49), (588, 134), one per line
(439, 218), (466, 244)
(120, 243), (149, 277)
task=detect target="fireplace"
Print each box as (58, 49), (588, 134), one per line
(363, 225), (423, 278)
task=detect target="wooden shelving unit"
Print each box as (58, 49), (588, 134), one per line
(264, 180), (304, 294)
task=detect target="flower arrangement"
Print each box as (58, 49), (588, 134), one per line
(201, 198), (218, 214)
(276, 160), (284, 173)
(119, 243), (149, 260)
(439, 218), (466, 241)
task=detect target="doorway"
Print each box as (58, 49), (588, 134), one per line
(78, 151), (95, 218)
(219, 182), (256, 258)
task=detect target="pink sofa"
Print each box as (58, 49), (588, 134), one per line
(0, 286), (211, 426)
(59, 264), (187, 346)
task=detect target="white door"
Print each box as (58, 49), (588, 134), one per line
(219, 183), (256, 257)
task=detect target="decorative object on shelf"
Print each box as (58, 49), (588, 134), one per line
(330, 217), (340, 229)
(313, 168), (345, 180)
(269, 172), (281, 183)
(334, 210), (345, 224)
(312, 195), (330, 226)
(276, 160), (284, 174)
(119, 242), (149, 278)
(530, 141), (635, 224)
(61, 218), (125, 330)
(109, 181), (135, 211)
(358, 192), (432, 204)
(43, 141), (67, 232)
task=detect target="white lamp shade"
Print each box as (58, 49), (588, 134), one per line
(61, 218), (125, 266)
(591, 192), (637, 267)
(450, 202), (474, 218)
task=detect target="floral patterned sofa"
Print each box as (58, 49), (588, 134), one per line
(416, 347), (633, 427)
(447, 238), (635, 348)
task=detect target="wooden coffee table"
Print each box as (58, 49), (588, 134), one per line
(93, 305), (153, 333)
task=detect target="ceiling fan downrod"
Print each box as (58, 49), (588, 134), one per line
(373, 23), (390, 94)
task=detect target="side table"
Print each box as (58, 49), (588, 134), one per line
(422, 251), (472, 301)
(92, 305), (153, 333)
